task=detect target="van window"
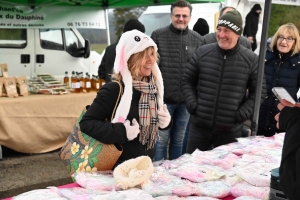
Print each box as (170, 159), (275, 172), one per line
(139, 13), (170, 36)
(0, 29), (27, 48)
(40, 29), (64, 50)
(64, 28), (83, 57)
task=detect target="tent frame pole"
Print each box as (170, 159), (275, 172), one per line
(105, 8), (111, 45)
(251, 0), (272, 136)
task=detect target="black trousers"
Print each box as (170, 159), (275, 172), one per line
(252, 37), (257, 51)
(186, 123), (241, 153)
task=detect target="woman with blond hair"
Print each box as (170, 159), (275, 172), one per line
(258, 23), (300, 136)
(80, 30), (171, 167)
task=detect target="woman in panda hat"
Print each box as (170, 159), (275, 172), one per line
(80, 30), (171, 167)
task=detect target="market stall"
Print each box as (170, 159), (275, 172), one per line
(0, 92), (96, 154)
(4, 134), (285, 200)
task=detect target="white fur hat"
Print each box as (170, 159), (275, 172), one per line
(112, 30), (164, 123)
(113, 156), (154, 190)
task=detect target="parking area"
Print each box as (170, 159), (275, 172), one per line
(0, 147), (72, 199)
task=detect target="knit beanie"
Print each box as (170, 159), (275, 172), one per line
(217, 10), (243, 35)
(112, 29), (164, 123)
(193, 18), (209, 36)
(113, 156), (154, 190)
(123, 19), (145, 33)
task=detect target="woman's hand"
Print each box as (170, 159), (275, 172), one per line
(275, 99), (300, 129)
(247, 36), (254, 43)
(124, 118), (140, 141)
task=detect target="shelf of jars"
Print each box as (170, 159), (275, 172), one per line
(27, 71), (106, 95)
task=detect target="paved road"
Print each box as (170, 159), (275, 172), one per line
(0, 146), (72, 199)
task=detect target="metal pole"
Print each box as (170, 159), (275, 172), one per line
(0, 145), (2, 159)
(105, 8), (111, 45)
(251, 0), (272, 136)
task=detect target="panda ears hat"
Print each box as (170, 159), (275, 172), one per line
(112, 29), (164, 123)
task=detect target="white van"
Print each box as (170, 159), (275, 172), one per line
(0, 28), (101, 80)
(138, 3), (221, 36)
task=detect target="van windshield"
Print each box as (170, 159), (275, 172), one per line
(139, 13), (170, 36)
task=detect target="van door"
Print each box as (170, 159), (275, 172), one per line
(34, 28), (91, 80)
(0, 28), (34, 77)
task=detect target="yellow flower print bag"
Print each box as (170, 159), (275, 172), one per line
(59, 81), (123, 177)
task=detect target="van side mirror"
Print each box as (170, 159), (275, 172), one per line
(83, 39), (90, 58)
(71, 39), (90, 58)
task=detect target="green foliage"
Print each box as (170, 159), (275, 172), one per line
(0, 29), (25, 40)
(113, 7), (146, 40)
(91, 43), (107, 54)
(78, 29), (107, 43)
(269, 4), (300, 37)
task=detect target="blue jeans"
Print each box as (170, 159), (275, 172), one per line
(182, 117), (190, 154)
(154, 103), (190, 161)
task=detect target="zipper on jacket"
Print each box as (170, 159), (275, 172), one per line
(186, 45), (188, 60)
(178, 30), (184, 104)
(267, 55), (282, 127)
(211, 51), (226, 133)
(276, 54), (282, 81)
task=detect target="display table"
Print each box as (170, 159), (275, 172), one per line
(0, 92), (96, 154)
(2, 183), (80, 200)
(3, 183), (235, 200)
(3, 134), (282, 199)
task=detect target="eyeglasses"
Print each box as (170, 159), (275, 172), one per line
(277, 36), (295, 43)
(172, 14), (190, 20)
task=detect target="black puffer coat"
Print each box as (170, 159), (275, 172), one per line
(151, 24), (203, 104)
(257, 47), (300, 136)
(182, 42), (266, 134)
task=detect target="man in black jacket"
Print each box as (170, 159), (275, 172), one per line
(202, 6), (251, 50)
(243, 4), (262, 51)
(190, 6), (252, 149)
(151, 0), (203, 161)
(275, 99), (300, 200)
(98, 19), (145, 83)
(182, 10), (266, 152)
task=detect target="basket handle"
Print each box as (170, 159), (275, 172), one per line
(111, 81), (123, 121)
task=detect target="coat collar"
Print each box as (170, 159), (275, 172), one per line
(268, 47), (294, 60)
(169, 23), (189, 35)
(217, 38), (241, 56)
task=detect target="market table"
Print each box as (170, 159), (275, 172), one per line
(3, 134), (282, 199)
(3, 183), (235, 200)
(0, 92), (96, 154)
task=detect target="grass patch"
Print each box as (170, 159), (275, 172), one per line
(91, 43), (108, 55)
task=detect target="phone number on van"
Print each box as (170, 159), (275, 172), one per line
(67, 22), (101, 27)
